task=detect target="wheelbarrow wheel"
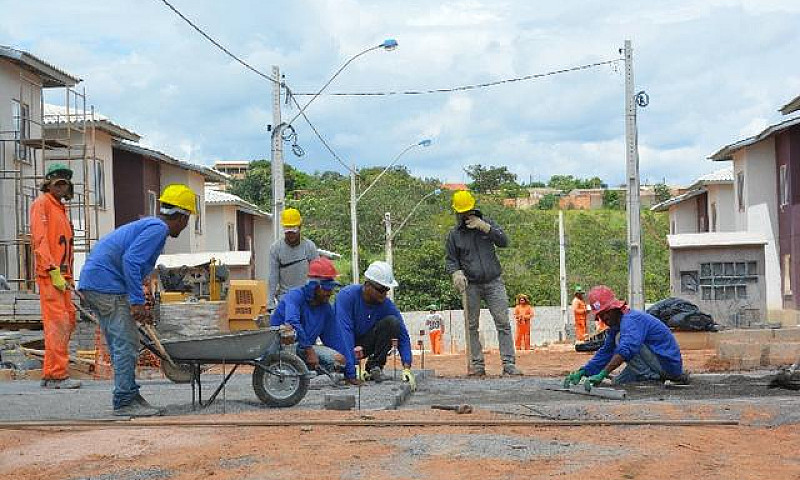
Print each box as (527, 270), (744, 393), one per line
(252, 353), (309, 407)
(161, 361), (194, 384)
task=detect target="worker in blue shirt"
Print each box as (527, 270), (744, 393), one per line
(79, 184), (197, 417)
(336, 261), (415, 390)
(563, 285), (688, 390)
(270, 257), (358, 384)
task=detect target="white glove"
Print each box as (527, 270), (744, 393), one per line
(452, 270), (468, 294)
(465, 215), (491, 233)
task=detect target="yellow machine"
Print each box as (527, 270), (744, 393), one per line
(227, 280), (267, 331)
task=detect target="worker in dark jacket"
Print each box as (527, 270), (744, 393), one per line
(445, 190), (521, 376)
(270, 257), (357, 384)
(563, 285), (687, 390)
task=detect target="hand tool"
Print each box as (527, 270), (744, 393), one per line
(460, 290), (472, 375)
(392, 338), (398, 380)
(431, 404), (473, 414)
(354, 346), (363, 410)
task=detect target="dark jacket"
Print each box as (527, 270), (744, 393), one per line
(445, 210), (508, 284)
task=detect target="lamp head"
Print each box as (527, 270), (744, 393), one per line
(433, 188), (442, 196)
(418, 139), (432, 147)
(381, 39), (399, 51)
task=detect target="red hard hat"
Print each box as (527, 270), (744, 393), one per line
(308, 257), (338, 280)
(587, 285), (626, 314)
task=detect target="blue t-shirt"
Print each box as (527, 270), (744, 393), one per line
(335, 284), (412, 378)
(583, 309), (683, 377)
(79, 217), (169, 305)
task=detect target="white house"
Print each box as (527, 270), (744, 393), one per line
(652, 167), (735, 235)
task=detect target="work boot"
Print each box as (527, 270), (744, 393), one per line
(368, 366), (386, 383)
(502, 365), (524, 376)
(113, 402), (161, 417)
(133, 394), (165, 415)
(467, 367), (486, 377)
(40, 379), (51, 388)
(43, 378), (82, 389)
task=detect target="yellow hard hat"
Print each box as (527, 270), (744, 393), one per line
(281, 208), (302, 227)
(452, 190), (476, 213)
(158, 184), (197, 215)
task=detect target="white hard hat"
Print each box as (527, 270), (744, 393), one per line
(364, 261), (399, 289)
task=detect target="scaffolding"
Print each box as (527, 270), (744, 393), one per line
(0, 69), (98, 292)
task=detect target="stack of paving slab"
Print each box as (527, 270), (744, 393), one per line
(0, 291), (41, 325)
(715, 327), (800, 369)
(157, 300), (229, 340)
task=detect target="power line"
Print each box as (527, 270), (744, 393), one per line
(292, 58), (622, 96)
(155, 0), (278, 85)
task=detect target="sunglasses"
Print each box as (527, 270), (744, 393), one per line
(368, 281), (390, 294)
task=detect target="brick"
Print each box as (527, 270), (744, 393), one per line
(324, 394), (355, 411)
(766, 343), (800, 366)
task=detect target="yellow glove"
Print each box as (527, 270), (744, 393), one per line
(48, 268), (67, 291)
(357, 367), (369, 381)
(452, 270), (468, 294)
(402, 368), (416, 391)
(465, 215), (491, 233)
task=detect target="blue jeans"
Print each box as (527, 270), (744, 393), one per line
(296, 344), (342, 371)
(82, 290), (140, 409)
(614, 344), (665, 384)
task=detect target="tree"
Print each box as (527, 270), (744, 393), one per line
(228, 160), (312, 208)
(654, 182), (672, 204)
(538, 193), (558, 210)
(603, 189), (622, 210)
(464, 164), (518, 193)
(547, 174), (606, 191)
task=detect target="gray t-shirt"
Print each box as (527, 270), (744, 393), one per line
(268, 238), (319, 306)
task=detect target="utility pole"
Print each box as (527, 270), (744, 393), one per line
(559, 210), (568, 335)
(624, 40), (645, 310)
(350, 166), (359, 283)
(270, 65), (285, 241)
(384, 211), (393, 299)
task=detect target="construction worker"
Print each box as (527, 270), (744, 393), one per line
(563, 285), (688, 389)
(268, 208), (319, 308)
(270, 257), (359, 384)
(571, 286), (590, 342)
(424, 304), (444, 355)
(514, 294), (533, 351)
(336, 261), (415, 390)
(79, 184), (197, 416)
(31, 163), (80, 389)
(445, 190), (522, 376)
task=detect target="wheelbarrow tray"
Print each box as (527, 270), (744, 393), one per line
(159, 328), (281, 363)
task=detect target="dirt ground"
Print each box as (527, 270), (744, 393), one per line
(2, 347), (796, 480)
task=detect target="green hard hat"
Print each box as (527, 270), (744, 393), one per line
(574, 285), (584, 293)
(46, 163), (73, 180)
(426, 304), (439, 311)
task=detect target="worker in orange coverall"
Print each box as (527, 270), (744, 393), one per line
(572, 286), (590, 342)
(514, 294), (533, 350)
(31, 163), (80, 389)
(424, 305), (444, 355)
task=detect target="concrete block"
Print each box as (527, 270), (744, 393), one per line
(766, 343), (800, 366)
(716, 341), (765, 369)
(716, 329), (774, 344)
(674, 331), (717, 350)
(388, 384), (412, 410)
(773, 328), (800, 343)
(0, 369), (12, 381)
(324, 394), (355, 411)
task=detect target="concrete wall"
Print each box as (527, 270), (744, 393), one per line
(707, 183), (735, 232)
(253, 216), (273, 284)
(205, 204), (237, 251)
(669, 244), (767, 327)
(733, 140), (781, 310)
(160, 165), (206, 254)
(670, 199), (698, 234)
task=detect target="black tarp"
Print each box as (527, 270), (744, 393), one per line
(646, 297), (719, 332)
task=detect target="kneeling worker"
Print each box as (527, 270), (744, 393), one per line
(563, 285), (687, 390)
(79, 184), (197, 416)
(336, 261), (415, 390)
(270, 257), (358, 384)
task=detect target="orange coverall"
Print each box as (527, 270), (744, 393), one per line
(571, 296), (589, 342)
(514, 303), (533, 350)
(425, 313), (444, 355)
(30, 192), (75, 381)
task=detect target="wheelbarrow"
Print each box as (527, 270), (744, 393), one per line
(139, 327), (311, 409)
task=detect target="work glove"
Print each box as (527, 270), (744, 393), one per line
(403, 368), (416, 392)
(584, 370), (609, 391)
(563, 368), (586, 388)
(357, 367), (369, 381)
(452, 270), (468, 294)
(465, 215), (491, 234)
(48, 268), (67, 292)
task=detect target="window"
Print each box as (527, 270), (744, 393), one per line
(227, 223), (236, 250)
(12, 100), (30, 162)
(711, 202), (717, 232)
(780, 164), (790, 208)
(699, 261), (758, 301)
(680, 271), (699, 294)
(93, 160), (106, 209)
(784, 254), (792, 296)
(194, 196), (202, 234)
(147, 190), (158, 216)
(736, 172), (745, 212)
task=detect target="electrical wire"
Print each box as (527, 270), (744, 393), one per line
(292, 59), (622, 96)
(155, 0), (279, 85)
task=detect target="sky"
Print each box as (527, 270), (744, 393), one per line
(3, 0), (800, 186)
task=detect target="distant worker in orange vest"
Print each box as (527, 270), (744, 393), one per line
(572, 286), (591, 342)
(424, 305), (444, 355)
(514, 293), (533, 350)
(31, 163), (80, 389)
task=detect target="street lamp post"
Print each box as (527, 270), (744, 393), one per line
(350, 139), (432, 283)
(383, 188), (442, 300)
(270, 39), (398, 240)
